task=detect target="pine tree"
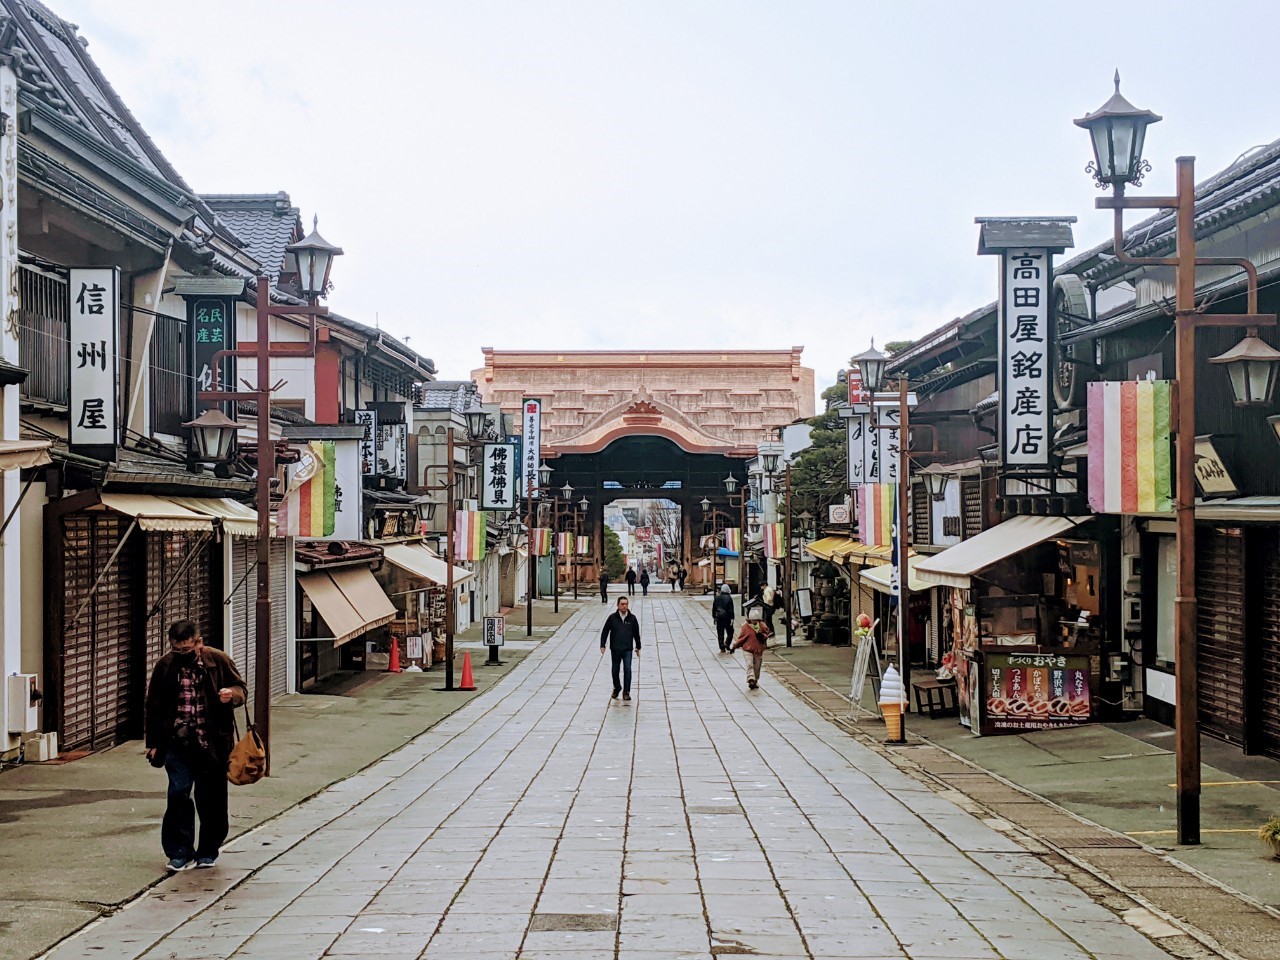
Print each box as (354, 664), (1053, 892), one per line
(603, 526), (626, 580)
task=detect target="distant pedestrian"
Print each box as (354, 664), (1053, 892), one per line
(760, 582), (777, 635)
(600, 596), (641, 701)
(144, 620), (248, 872)
(712, 584), (735, 652)
(678, 566), (687, 592)
(598, 570), (609, 603)
(731, 614), (772, 690)
(625, 567), (637, 595)
(640, 568), (650, 596)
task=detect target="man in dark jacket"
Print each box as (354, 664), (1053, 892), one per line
(639, 568), (650, 596)
(145, 620), (247, 872)
(712, 584), (736, 652)
(599, 596), (641, 701)
(598, 569), (610, 603)
(625, 567), (637, 595)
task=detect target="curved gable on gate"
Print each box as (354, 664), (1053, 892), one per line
(550, 389), (749, 456)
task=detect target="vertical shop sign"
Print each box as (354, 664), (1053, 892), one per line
(521, 398), (542, 497)
(354, 410), (377, 475)
(1001, 249), (1053, 467)
(188, 296), (235, 414)
(69, 267), (119, 460)
(873, 400), (901, 485)
(481, 442), (517, 510)
(845, 410), (872, 487)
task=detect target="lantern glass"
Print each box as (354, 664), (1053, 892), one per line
(851, 342), (887, 393)
(466, 409), (489, 438)
(723, 474), (739, 494)
(285, 218), (343, 300)
(923, 472), (950, 501)
(1209, 331), (1280, 406)
(560, 481), (574, 500)
(700, 496), (711, 513)
(538, 462), (553, 487)
(1074, 75), (1162, 188)
(762, 452), (780, 474)
(182, 409), (243, 462)
(578, 496), (589, 512)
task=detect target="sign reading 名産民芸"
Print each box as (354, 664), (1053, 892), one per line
(189, 296), (235, 416)
(481, 442), (517, 510)
(521, 398), (542, 497)
(1001, 249), (1052, 467)
(69, 267), (119, 459)
(483, 616), (505, 647)
(354, 410), (377, 476)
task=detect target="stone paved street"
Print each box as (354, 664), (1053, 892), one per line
(48, 594), (1182, 960)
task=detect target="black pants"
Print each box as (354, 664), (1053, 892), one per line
(610, 649), (634, 694)
(716, 618), (734, 650)
(162, 747), (228, 861)
(627, 582), (635, 595)
(600, 584), (608, 603)
(641, 583), (648, 596)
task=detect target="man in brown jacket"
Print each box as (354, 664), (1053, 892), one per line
(145, 620), (247, 872)
(731, 616), (772, 690)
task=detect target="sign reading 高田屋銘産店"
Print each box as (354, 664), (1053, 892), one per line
(1001, 249), (1052, 467)
(69, 267), (119, 461)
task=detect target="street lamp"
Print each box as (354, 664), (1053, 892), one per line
(854, 340), (913, 741)
(183, 409), (243, 463)
(1077, 77), (1278, 845)
(923, 471), (950, 502)
(198, 221), (343, 770)
(724, 473), (749, 616)
(758, 446), (794, 647)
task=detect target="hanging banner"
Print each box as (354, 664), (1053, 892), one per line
(1001, 248), (1052, 466)
(847, 365), (865, 406)
(577, 535), (591, 555)
(521, 398), (542, 498)
(846, 410), (874, 487)
(530, 527), (553, 556)
(68, 267), (119, 460)
(377, 421), (407, 480)
(857, 483), (895, 547)
(454, 510), (487, 563)
(280, 441), (336, 538)
(354, 409), (377, 476)
(762, 522), (785, 559)
(481, 442), (517, 511)
(723, 528), (742, 554)
(872, 400), (901, 485)
(1086, 380), (1173, 514)
(555, 531), (572, 555)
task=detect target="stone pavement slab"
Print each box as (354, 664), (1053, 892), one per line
(40, 594), (1206, 960)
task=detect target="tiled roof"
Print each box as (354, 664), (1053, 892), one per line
(203, 193), (302, 284)
(415, 381), (478, 413)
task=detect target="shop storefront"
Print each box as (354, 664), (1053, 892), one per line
(295, 542), (396, 687)
(916, 514), (1120, 734)
(377, 539), (474, 668)
(804, 536), (900, 646)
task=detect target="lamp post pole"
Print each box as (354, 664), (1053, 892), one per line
(895, 374), (911, 738)
(785, 462), (794, 647)
(445, 429), (456, 691)
(253, 278), (274, 765)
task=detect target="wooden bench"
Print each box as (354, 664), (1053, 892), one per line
(911, 676), (958, 719)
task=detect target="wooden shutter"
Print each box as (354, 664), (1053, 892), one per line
(145, 532), (212, 677)
(1256, 529), (1280, 759)
(60, 512), (137, 752)
(911, 481), (930, 546)
(231, 539), (290, 707)
(961, 476), (983, 538)
(1196, 526), (1246, 745)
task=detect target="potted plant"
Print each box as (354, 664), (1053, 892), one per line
(1259, 817), (1280, 859)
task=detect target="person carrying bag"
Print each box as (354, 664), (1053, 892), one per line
(227, 703), (267, 785)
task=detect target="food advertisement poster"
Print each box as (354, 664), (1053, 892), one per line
(979, 652), (1091, 735)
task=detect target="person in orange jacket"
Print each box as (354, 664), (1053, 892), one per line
(730, 614), (772, 690)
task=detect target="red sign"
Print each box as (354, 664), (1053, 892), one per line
(848, 366), (865, 405)
(634, 527), (652, 542)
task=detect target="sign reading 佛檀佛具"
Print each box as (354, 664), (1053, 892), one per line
(482, 442), (516, 511)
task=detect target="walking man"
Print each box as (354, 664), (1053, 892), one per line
(712, 583), (735, 652)
(144, 620), (247, 872)
(731, 613), (772, 690)
(598, 569), (610, 603)
(640, 567), (650, 597)
(625, 567), (637, 595)
(600, 596), (641, 701)
(678, 566), (687, 592)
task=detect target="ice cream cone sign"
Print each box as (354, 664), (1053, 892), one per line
(879, 665), (908, 742)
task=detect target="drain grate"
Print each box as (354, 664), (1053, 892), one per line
(529, 913), (617, 932)
(688, 805), (741, 815)
(1053, 834), (1141, 849)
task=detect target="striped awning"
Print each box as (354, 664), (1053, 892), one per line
(98, 494), (215, 532)
(804, 537), (897, 566)
(298, 565), (396, 647)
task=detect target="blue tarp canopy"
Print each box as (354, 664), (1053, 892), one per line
(717, 547), (739, 557)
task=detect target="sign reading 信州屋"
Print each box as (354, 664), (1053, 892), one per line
(69, 267), (119, 461)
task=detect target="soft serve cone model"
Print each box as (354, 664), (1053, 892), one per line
(878, 665), (907, 742)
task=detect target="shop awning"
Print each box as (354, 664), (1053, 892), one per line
(98, 493), (215, 532)
(298, 566), (396, 646)
(915, 515), (1086, 588)
(804, 536), (897, 566)
(1195, 496), (1280, 521)
(167, 497), (261, 537)
(381, 542), (475, 586)
(860, 558), (933, 596)
(0, 439), (51, 471)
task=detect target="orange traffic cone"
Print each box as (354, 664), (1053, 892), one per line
(458, 651), (476, 691)
(387, 637), (402, 673)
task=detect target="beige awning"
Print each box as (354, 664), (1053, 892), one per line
(860, 557), (933, 596)
(0, 439), (51, 471)
(915, 515), (1086, 588)
(298, 565), (396, 647)
(166, 497), (261, 537)
(98, 493), (215, 532)
(382, 542), (474, 586)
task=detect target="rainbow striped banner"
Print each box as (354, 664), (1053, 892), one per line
(280, 441), (335, 538)
(577, 535), (591, 555)
(530, 527), (553, 556)
(454, 510), (486, 563)
(723, 527), (742, 554)
(1087, 381), (1173, 514)
(857, 482), (895, 547)
(555, 531), (572, 555)
(762, 522), (785, 559)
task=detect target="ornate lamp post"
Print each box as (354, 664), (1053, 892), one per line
(197, 219), (342, 768)
(723, 473), (749, 614)
(853, 340), (912, 741)
(1076, 75), (1280, 843)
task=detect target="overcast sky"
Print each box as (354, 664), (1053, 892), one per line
(55, 1), (1280, 400)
